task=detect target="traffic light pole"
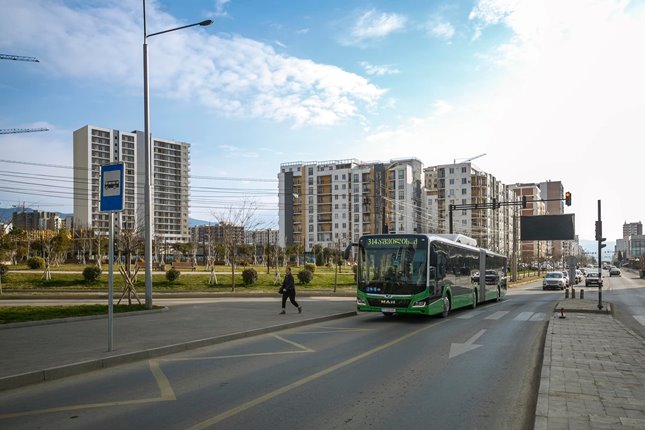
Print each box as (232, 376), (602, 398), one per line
(597, 200), (604, 310)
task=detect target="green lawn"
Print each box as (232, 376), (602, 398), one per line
(0, 264), (356, 293)
(0, 304), (160, 324)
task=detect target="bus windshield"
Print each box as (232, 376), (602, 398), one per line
(358, 236), (428, 295)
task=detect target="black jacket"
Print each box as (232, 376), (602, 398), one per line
(282, 272), (295, 292)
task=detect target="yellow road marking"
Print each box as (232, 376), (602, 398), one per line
(186, 319), (446, 430)
(150, 359), (176, 400)
(271, 334), (315, 352)
(164, 350), (311, 362)
(0, 396), (167, 420)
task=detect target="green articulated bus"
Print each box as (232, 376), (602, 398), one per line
(355, 234), (508, 317)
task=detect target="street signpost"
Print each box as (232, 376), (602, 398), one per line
(100, 163), (124, 352)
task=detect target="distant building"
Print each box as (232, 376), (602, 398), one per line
(509, 183), (547, 267)
(73, 125), (190, 243)
(11, 210), (61, 231)
(278, 158), (425, 252)
(623, 221), (642, 238)
(245, 229), (279, 247)
(539, 181), (565, 261)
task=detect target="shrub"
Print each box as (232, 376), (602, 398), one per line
(297, 269), (313, 284)
(304, 263), (316, 273)
(0, 263), (8, 280)
(166, 268), (181, 282)
(242, 268), (258, 285)
(27, 257), (45, 269)
(82, 266), (102, 282)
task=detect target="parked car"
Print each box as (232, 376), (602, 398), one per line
(585, 272), (603, 287)
(543, 271), (567, 290)
(575, 269), (583, 283)
(561, 271), (571, 287)
(609, 267), (621, 276)
(471, 270), (500, 285)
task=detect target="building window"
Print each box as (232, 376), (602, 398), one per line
(462, 188), (467, 195)
(449, 168), (455, 174)
(462, 167), (467, 173)
(398, 170), (404, 179)
(353, 174), (359, 182)
(462, 178), (467, 184)
(449, 179), (455, 185)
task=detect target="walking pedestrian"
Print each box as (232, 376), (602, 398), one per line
(279, 267), (302, 314)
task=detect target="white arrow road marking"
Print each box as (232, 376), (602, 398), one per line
(449, 329), (486, 359)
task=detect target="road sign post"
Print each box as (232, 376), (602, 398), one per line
(100, 163), (124, 352)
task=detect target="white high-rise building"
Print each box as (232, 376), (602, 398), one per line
(73, 125), (190, 243)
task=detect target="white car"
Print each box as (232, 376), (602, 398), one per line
(575, 269), (583, 283)
(543, 272), (567, 290)
(561, 271), (571, 287)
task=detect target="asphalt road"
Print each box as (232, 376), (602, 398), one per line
(593, 269), (645, 338)
(0, 281), (561, 430)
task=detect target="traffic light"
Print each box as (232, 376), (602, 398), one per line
(595, 220), (602, 241)
(599, 237), (606, 249)
(565, 191), (571, 206)
(521, 195), (527, 209)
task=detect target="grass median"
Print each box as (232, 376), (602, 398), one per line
(0, 304), (161, 325)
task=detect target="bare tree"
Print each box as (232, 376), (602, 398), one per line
(212, 200), (265, 292)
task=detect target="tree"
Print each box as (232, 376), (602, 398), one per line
(212, 200), (265, 292)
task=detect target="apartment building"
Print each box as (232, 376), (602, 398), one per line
(623, 221), (643, 238)
(11, 210), (61, 231)
(424, 162), (515, 254)
(539, 181), (565, 261)
(278, 158), (425, 252)
(73, 125), (190, 243)
(509, 183), (547, 266)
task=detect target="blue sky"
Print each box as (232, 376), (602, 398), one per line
(1, 0), (645, 243)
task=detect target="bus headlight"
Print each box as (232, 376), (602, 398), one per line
(412, 299), (428, 308)
(357, 298), (366, 306)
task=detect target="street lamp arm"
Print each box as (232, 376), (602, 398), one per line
(147, 19), (213, 39)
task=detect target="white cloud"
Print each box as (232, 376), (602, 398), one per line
(360, 61), (401, 76)
(426, 18), (456, 40)
(343, 9), (407, 46)
(0, 0), (385, 127)
(213, 0), (231, 17)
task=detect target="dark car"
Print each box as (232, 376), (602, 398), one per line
(471, 270), (500, 285)
(609, 267), (621, 276)
(585, 272), (603, 287)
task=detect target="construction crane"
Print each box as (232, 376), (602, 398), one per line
(0, 54), (44, 135)
(0, 128), (49, 135)
(0, 54), (39, 62)
(454, 153), (486, 164)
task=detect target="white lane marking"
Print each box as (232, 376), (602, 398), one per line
(457, 310), (484, 319)
(530, 312), (546, 321)
(514, 312), (533, 321)
(485, 311), (509, 320)
(634, 316), (645, 326)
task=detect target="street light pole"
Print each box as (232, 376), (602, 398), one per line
(142, 0), (212, 309)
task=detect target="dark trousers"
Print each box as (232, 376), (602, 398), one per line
(281, 290), (299, 308)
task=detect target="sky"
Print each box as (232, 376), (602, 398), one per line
(1, 0), (644, 244)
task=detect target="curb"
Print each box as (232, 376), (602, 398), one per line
(0, 307), (169, 330)
(0, 311), (357, 392)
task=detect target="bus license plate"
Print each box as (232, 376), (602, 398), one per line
(381, 308), (395, 313)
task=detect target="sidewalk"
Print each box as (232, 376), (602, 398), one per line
(0, 296), (356, 391)
(535, 297), (645, 430)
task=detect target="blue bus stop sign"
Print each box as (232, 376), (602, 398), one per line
(100, 163), (124, 212)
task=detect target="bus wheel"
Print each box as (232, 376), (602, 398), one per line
(442, 296), (451, 318)
(471, 290), (478, 309)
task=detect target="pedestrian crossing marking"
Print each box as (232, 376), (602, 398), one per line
(485, 311), (509, 320)
(457, 311), (484, 319)
(514, 312), (534, 321)
(530, 313), (545, 321)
